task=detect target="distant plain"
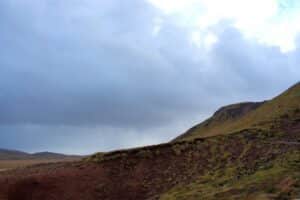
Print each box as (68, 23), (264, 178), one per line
(0, 158), (80, 171)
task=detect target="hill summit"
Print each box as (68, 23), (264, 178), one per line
(175, 82), (300, 141)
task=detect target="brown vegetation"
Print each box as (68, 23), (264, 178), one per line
(0, 159), (80, 172)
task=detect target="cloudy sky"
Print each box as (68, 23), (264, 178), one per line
(0, 0), (300, 154)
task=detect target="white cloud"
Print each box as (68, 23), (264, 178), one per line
(152, 17), (163, 36)
(204, 33), (218, 49)
(148, 0), (300, 52)
(190, 31), (218, 50)
(147, 0), (200, 14)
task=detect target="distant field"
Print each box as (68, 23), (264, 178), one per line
(0, 159), (80, 171)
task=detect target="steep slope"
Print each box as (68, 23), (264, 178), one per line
(174, 102), (264, 141)
(175, 82), (300, 141)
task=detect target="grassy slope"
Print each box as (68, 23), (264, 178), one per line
(176, 82), (300, 141)
(161, 82), (300, 199)
(160, 149), (300, 200)
(174, 102), (264, 141)
(87, 127), (300, 200)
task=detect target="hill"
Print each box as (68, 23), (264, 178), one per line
(174, 82), (300, 141)
(173, 102), (264, 141)
(0, 149), (80, 160)
(0, 82), (299, 200)
(0, 149), (83, 172)
(0, 149), (30, 160)
(31, 152), (80, 160)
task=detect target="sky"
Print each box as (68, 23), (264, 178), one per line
(0, 0), (300, 154)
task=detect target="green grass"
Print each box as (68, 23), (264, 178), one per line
(160, 150), (300, 200)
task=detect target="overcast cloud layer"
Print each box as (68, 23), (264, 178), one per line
(0, 0), (300, 154)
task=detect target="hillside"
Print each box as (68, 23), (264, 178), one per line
(174, 102), (264, 141)
(0, 149), (80, 160)
(175, 82), (300, 141)
(0, 82), (299, 200)
(0, 149), (30, 160)
(31, 152), (81, 160)
(0, 149), (82, 172)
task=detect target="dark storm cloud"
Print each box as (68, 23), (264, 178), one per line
(0, 0), (299, 153)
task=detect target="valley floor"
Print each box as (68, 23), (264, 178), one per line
(0, 159), (79, 172)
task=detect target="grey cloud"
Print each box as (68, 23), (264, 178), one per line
(0, 0), (209, 128)
(0, 0), (299, 153)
